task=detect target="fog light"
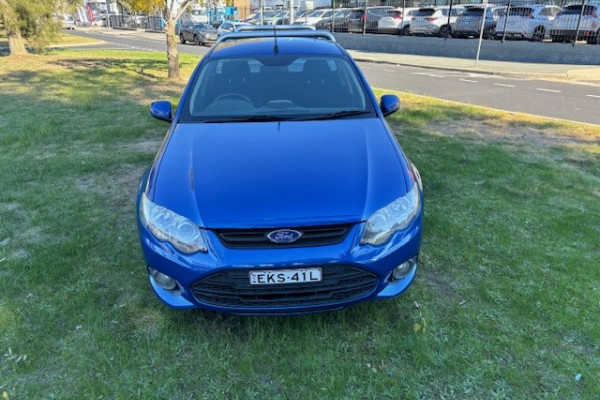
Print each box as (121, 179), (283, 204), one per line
(149, 268), (178, 290)
(392, 257), (417, 281)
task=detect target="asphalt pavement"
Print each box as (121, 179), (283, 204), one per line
(347, 50), (600, 84)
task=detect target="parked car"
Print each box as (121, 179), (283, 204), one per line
(347, 6), (396, 33)
(550, 3), (600, 44)
(453, 5), (506, 39)
(315, 8), (353, 32)
(295, 8), (334, 26)
(250, 10), (286, 25)
(62, 14), (76, 30)
(377, 7), (419, 35)
(179, 22), (219, 46)
(138, 27), (424, 314)
(409, 6), (465, 37)
(216, 21), (251, 35)
(495, 4), (561, 41)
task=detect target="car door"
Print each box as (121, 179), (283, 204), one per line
(183, 22), (194, 41)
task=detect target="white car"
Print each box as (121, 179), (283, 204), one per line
(409, 6), (465, 37)
(217, 21), (251, 35)
(377, 7), (419, 35)
(495, 5), (561, 41)
(297, 9), (334, 26)
(550, 3), (600, 44)
(62, 14), (76, 30)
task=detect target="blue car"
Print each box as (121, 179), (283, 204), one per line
(137, 27), (424, 315)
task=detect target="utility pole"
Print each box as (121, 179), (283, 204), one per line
(475, 0), (488, 68)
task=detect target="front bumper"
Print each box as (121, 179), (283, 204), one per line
(138, 214), (423, 315)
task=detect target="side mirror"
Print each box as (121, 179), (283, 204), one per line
(149, 100), (173, 122)
(380, 94), (401, 117)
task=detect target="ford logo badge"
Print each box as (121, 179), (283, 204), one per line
(267, 229), (302, 244)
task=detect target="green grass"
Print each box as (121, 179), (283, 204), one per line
(1, 49), (599, 400)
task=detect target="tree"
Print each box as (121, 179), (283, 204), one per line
(164, 0), (192, 80)
(0, 0), (27, 55)
(0, 0), (80, 55)
(128, 0), (163, 14)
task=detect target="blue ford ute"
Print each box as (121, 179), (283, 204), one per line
(137, 27), (424, 314)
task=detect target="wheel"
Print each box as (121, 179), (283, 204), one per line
(586, 30), (600, 45)
(193, 35), (200, 46)
(179, 33), (186, 44)
(531, 26), (544, 42)
(438, 25), (451, 38)
(401, 25), (410, 36)
(214, 93), (253, 104)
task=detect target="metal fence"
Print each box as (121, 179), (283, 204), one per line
(296, 0), (600, 44)
(104, 0), (600, 45)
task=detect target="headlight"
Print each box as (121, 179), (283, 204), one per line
(140, 193), (207, 254)
(360, 185), (421, 246)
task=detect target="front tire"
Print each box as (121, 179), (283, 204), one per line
(179, 34), (186, 44)
(193, 35), (200, 46)
(439, 25), (451, 38)
(586, 30), (600, 45)
(531, 26), (544, 42)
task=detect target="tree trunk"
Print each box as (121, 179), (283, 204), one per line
(0, 0), (28, 55)
(165, 17), (181, 80)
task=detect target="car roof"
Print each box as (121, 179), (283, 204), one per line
(209, 30), (344, 59)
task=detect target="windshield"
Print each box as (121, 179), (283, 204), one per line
(308, 9), (327, 17)
(415, 9), (436, 17)
(463, 8), (484, 16)
(562, 5), (596, 15)
(182, 55), (373, 123)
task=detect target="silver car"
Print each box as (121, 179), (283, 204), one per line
(377, 7), (419, 35)
(453, 5), (506, 39)
(409, 6), (465, 37)
(179, 22), (219, 46)
(550, 4), (600, 44)
(495, 5), (561, 41)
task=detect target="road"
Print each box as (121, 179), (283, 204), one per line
(67, 29), (600, 125)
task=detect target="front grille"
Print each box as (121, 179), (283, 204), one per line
(214, 224), (351, 249)
(191, 265), (378, 309)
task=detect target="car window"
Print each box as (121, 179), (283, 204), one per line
(561, 5), (596, 16)
(462, 8), (484, 16)
(539, 7), (559, 17)
(183, 55), (372, 122)
(415, 8), (436, 17)
(509, 7), (533, 17)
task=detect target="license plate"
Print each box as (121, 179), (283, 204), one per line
(249, 268), (322, 285)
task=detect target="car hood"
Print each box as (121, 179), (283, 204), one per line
(151, 119), (408, 229)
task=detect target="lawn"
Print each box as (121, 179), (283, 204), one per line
(0, 49), (598, 400)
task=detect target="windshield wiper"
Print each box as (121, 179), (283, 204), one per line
(202, 115), (293, 123)
(297, 110), (371, 121)
(201, 110), (371, 123)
